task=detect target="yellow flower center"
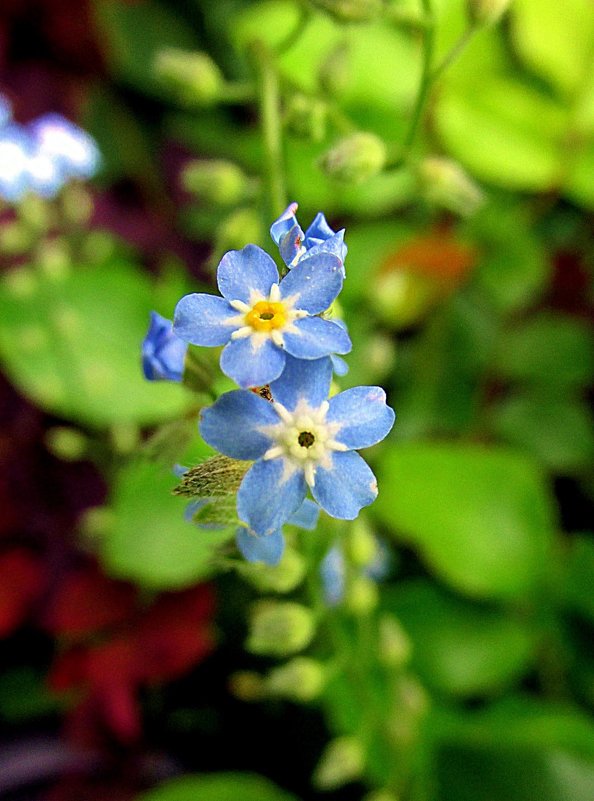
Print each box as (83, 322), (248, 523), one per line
(245, 300), (287, 332)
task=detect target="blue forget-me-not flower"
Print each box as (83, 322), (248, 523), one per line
(142, 311), (188, 382)
(199, 355), (395, 537)
(173, 244), (351, 389)
(270, 201), (347, 271)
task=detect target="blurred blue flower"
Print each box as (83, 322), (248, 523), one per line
(199, 354), (395, 536)
(236, 498), (320, 566)
(173, 244), (350, 389)
(320, 537), (391, 606)
(0, 125), (31, 202)
(28, 113), (101, 181)
(142, 311), (188, 382)
(270, 201), (347, 271)
(0, 94), (13, 129)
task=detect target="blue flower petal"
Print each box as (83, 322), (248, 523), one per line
(237, 458), (307, 536)
(279, 252), (344, 313)
(320, 545), (345, 605)
(270, 354), (333, 410)
(283, 317), (352, 360)
(279, 222), (306, 266)
(236, 527), (285, 566)
(302, 230), (347, 271)
(217, 244), (279, 303)
(199, 390), (277, 459)
(311, 451), (378, 520)
(328, 387), (395, 449)
(304, 211), (335, 244)
(220, 335), (286, 388)
(142, 311), (187, 381)
(173, 293), (237, 346)
(330, 354), (349, 376)
(270, 202), (299, 245)
(288, 498), (320, 530)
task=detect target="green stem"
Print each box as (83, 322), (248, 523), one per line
(275, 3), (312, 55)
(250, 40), (287, 223)
(401, 0), (435, 157)
(430, 25), (477, 82)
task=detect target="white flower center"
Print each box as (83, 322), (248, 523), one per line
(225, 283), (307, 349)
(260, 398), (348, 487)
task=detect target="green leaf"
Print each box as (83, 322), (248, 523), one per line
(139, 773), (300, 801)
(493, 313), (594, 389)
(0, 261), (193, 427)
(373, 443), (555, 599)
(562, 535), (594, 622)
(383, 581), (536, 696)
(511, 0), (594, 97)
(93, 0), (199, 98)
(435, 76), (567, 190)
(102, 459), (235, 589)
(488, 394), (594, 473)
(0, 668), (63, 722)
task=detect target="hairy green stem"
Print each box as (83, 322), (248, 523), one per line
(430, 25), (477, 82)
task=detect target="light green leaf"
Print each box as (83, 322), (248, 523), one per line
(102, 459), (235, 589)
(511, 0), (594, 97)
(0, 261), (193, 427)
(435, 77), (567, 190)
(384, 581), (536, 696)
(139, 773), (300, 801)
(373, 443), (555, 599)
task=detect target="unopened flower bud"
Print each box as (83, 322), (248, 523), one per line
(378, 614), (412, 668)
(372, 269), (437, 329)
(61, 184), (93, 225)
(0, 221), (32, 256)
(241, 548), (306, 594)
(229, 671), (266, 701)
(173, 454), (250, 498)
(265, 657), (326, 701)
(364, 792), (401, 801)
(308, 0), (383, 23)
(319, 132), (387, 184)
(319, 42), (351, 98)
(214, 207), (263, 257)
(284, 93), (327, 142)
(345, 517), (377, 568)
(45, 426), (88, 461)
(313, 736), (365, 790)
(467, 0), (512, 26)
(181, 160), (249, 205)
(155, 49), (223, 106)
(37, 238), (71, 281)
(417, 156), (484, 216)
(345, 575), (379, 615)
(246, 601), (315, 657)
(19, 193), (52, 232)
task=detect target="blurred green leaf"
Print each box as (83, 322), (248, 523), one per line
(0, 261), (193, 427)
(562, 535), (594, 622)
(0, 668), (62, 722)
(374, 443), (555, 599)
(139, 773), (300, 801)
(488, 394), (594, 473)
(383, 580), (536, 696)
(102, 459), (235, 589)
(94, 0), (199, 97)
(436, 76), (567, 190)
(511, 0), (594, 97)
(493, 313), (594, 389)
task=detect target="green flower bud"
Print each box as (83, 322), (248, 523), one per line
(61, 184), (93, 225)
(181, 160), (249, 206)
(19, 193), (52, 232)
(246, 601), (316, 657)
(284, 93), (327, 143)
(173, 454), (251, 498)
(345, 517), (377, 568)
(229, 671), (266, 701)
(319, 42), (351, 98)
(378, 614), (412, 668)
(319, 132), (387, 184)
(345, 575), (379, 615)
(44, 426), (88, 461)
(417, 156), (484, 216)
(467, 0), (513, 26)
(155, 48), (223, 107)
(0, 222), (32, 256)
(265, 657), (326, 701)
(308, 0), (383, 23)
(241, 548), (306, 594)
(37, 238), (71, 281)
(371, 269), (438, 329)
(313, 736), (365, 790)
(214, 207), (263, 258)
(363, 792), (400, 801)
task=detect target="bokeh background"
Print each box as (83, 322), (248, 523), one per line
(0, 1), (593, 800)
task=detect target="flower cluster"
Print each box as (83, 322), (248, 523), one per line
(143, 203), (395, 564)
(0, 93), (100, 203)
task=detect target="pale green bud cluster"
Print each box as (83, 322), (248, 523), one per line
(284, 93), (327, 143)
(154, 48), (223, 107)
(181, 160), (249, 206)
(265, 657), (326, 701)
(241, 548), (306, 594)
(319, 43), (351, 98)
(313, 735), (365, 790)
(417, 156), (484, 217)
(246, 601), (316, 657)
(319, 132), (387, 184)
